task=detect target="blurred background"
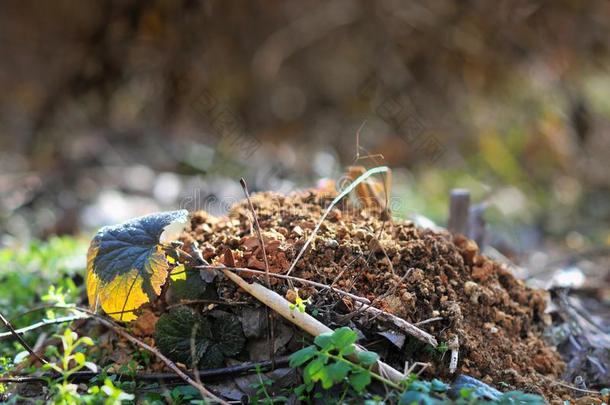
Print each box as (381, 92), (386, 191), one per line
(1, 0), (609, 267)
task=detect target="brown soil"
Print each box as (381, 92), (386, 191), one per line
(181, 189), (567, 401)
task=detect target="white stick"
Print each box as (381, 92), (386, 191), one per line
(222, 268), (406, 384)
(449, 335), (459, 374)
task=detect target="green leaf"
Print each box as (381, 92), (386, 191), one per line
(303, 357), (325, 385)
(356, 350), (379, 366)
(460, 387), (475, 399)
(199, 344), (225, 369)
(331, 327), (358, 348)
(86, 210), (189, 321)
(211, 313), (245, 357)
(154, 308), (245, 369)
(327, 361), (351, 383)
(409, 380), (430, 393)
(399, 390), (431, 405)
(319, 366), (334, 389)
(339, 344), (355, 356)
(430, 378), (448, 392)
(79, 337), (94, 346)
(154, 306), (212, 366)
(314, 333), (334, 351)
(289, 346), (317, 367)
(349, 370), (372, 392)
(169, 269), (212, 302)
(73, 352), (86, 365)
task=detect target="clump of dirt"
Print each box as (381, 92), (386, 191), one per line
(181, 190), (566, 400)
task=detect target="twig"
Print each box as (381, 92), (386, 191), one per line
(194, 265), (370, 304)
(220, 268), (406, 384)
(549, 380), (602, 395)
(47, 307), (228, 405)
(11, 304), (78, 321)
(191, 319), (208, 400)
(285, 166), (389, 276)
(352, 301), (438, 347)
(414, 317), (444, 326)
(240, 178), (271, 288)
(0, 356), (290, 384)
(240, 177), (276, 367)
(167, 299), (248, 310)
(0, 314), (87, 340)
(404, 361), (430, 377)
(0, 311), (47, 365)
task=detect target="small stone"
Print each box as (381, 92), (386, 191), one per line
(325, 239), (339, 248)
(471, 266), (490, 282)
(464, 281), (478, 295)
(484, 322), (498, 334)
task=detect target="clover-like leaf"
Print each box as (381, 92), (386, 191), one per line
(86, 210), (189, 321)
(199, 312), (246, 368)
(154, 307), (212, 366)
(331, 327), (358, 348)
(210, 313), (246, 357)
(356, 350), (379, 366)
(348, 370), (372, 392)
(289, 346), (317, 368)
(313, 333), (334, 351)
(154, 308), (246, 369)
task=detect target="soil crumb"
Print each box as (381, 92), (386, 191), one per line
(182, 189), (566, 401)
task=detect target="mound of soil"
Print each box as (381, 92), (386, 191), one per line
(181, 190), (566, 400)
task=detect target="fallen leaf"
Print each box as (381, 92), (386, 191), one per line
(86, 210), (188, 321)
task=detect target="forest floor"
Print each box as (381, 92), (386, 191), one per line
(1, 186), (608, 404)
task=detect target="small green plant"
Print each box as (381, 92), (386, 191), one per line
(288, 289), (311, 314)
(436, 342), (450, 354)
(0, 237), (86, 362)
(248, 365), (289, 404)
(289, 327), (395, 401)
(43, 329), (134, 404)
(87, 379), (135, 404)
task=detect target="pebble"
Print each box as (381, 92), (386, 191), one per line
(325, 239), (339, 248)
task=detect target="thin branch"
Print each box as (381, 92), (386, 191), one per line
(240, 178), (271, 288)
(0, 314), (86, 340)
(285, 166), (389, 276)
(167, 299), (248, 310)
(352, 301), (438, 347)
(11, 304), (78, 321)
(46, 307), (228, 405)
(0, 356), (290, 384)
(195, 265), (370, 304)
(414, 317), (444, 326)
(240, 177), (275, 367)
(550, 380), (602, 395)
(191, 320), (208, 400)
(0, 311), (47, 365)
